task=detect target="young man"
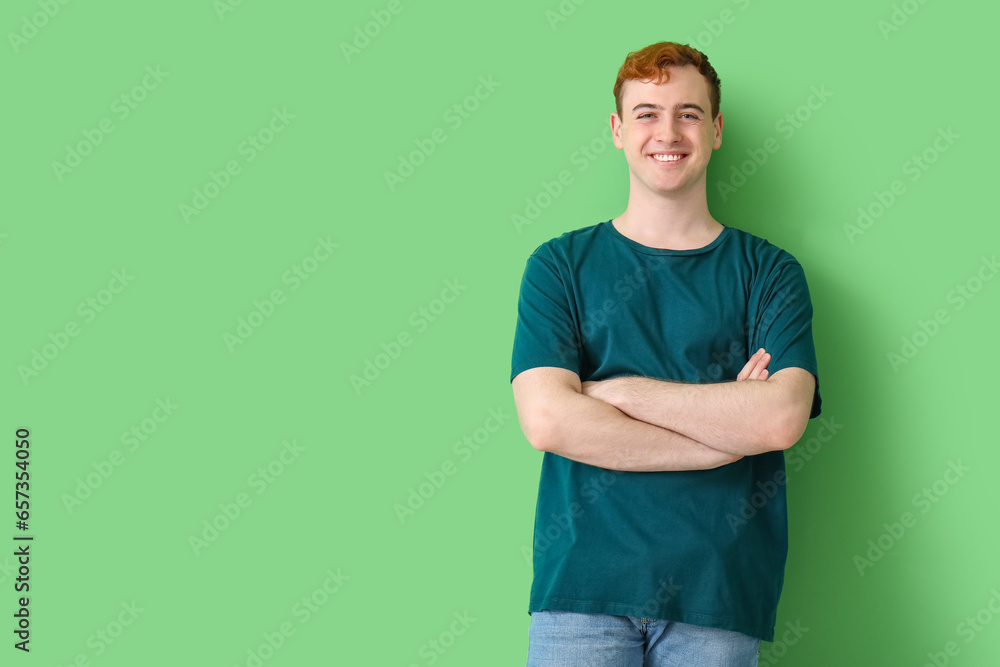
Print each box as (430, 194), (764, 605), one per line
(510, 42), (822, 665)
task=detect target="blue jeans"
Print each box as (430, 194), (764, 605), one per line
(526, 610), (760, 666)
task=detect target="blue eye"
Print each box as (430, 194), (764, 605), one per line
(637, 113), (654, 119)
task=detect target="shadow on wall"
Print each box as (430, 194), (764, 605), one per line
(707, 102), (898, 665)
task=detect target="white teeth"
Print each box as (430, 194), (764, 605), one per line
(651, 154), (684, 162)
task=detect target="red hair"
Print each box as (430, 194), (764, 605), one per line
(613, 42), (721, 119)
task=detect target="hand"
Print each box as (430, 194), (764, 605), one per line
(736, 348), (771, 381)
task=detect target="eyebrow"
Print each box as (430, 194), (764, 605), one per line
(632, 102), (705, 114)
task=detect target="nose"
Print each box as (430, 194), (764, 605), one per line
(656, 117), (683, 144)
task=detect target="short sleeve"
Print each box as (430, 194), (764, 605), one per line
(510, 247), (582, 383)
(749, 259), (822, 418)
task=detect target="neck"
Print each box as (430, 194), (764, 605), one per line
(613, 181), (722, 250)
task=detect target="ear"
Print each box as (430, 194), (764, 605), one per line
(712, 112), (723, 150)
(611, 112), (623, 150)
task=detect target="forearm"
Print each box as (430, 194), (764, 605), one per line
(598, 371), (812, 456)
(536, 389), (742, 472)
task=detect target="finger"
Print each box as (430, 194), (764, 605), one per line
(737, 349), (766, 381)
(748, 352), (771, 380)
(736, 349), (760, 380)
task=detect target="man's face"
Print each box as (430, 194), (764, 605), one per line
(611, 65), (723, 199)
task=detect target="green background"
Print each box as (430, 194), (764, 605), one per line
(3, 0), (999, 664)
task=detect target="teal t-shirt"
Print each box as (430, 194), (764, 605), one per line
(510, 220), (821, 642)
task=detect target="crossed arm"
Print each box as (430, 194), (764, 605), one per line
(511, 349), (816, 473)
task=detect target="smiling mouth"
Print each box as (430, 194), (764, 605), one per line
(649, 153), (688, 163)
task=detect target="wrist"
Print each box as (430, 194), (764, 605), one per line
(604, 375), (643, 411)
